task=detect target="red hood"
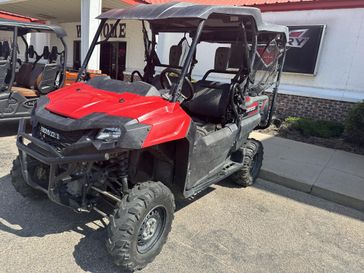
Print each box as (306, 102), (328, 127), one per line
(47, 82), (176, 122)
(45, 82), (191, 147)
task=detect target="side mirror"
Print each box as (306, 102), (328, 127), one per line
(28, 45), (35, 58)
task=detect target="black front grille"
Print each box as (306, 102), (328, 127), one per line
(33, 124), (87, 152)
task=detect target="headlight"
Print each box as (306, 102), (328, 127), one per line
(96, 128), (122, 141)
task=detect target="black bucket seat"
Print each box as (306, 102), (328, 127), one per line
(13, 46), (61, 97)
(183, 47), (233, 123)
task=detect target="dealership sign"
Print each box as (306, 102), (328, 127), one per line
(283, 25), (326, 75)
(76, 22), (126, 39)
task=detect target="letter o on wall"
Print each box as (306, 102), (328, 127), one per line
(103, 24), (110, 37)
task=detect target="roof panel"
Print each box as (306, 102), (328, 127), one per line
(99, 2), (288, 37)
(125, 0), (311, 5)
(0, 19), (66, 37)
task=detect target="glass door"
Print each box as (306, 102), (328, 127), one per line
(100, 41), (126, 80)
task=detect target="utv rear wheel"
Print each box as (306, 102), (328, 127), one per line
(231, 139), (263, 187)
(106, 181), (175, 271)
(11, 156), (46, 200)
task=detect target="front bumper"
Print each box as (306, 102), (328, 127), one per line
(16, 119), (111, 210)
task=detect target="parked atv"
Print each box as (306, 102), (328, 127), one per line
(11, 3), (287, 271)
(0, 19), (67, 121)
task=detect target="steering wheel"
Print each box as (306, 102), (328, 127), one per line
(160, 68), (194, 101)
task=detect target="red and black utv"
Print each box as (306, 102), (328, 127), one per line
(11, 3), (287, 271)
(0, 19), (67, 121)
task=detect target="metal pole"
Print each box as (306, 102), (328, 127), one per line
(259, 44), (287, 129)
(77, 19), (106, 82)
(93, 207), (108, 218)
(60, 37), (68, 87)
(171, 20), (206, 102)
(20, 35), (29, 63)
(9, 26), (18, 91)
(90, 186), (122, 203)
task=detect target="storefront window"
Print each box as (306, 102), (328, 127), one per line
(72, 40), (127, 80)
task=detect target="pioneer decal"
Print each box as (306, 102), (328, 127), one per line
(23, 99), (37, 108)
(283, 25), (326, 74)
(40, 126), (61, 140)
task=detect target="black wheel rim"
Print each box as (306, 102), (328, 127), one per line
(250, 153), (260, 177)
(137, 206), (167, 254)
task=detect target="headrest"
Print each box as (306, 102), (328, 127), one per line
(49, 46), (58, 62)
(169, 45), (182, 67)
(28, 45), (35, 58)
(51, 46), (58, 55)
(229, 43), (244, 69)
(214, 47), (230, 71)
(2, 41), (10, 59)
(43, 46), (50, 59)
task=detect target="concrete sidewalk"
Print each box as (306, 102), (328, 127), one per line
(251, 132), (364, 212)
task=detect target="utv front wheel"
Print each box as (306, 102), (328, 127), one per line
(106, 181), (175, 271)
(231, 139), (264, 187)
(11, 156), (46, 200)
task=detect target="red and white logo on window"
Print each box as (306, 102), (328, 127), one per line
(257, 46), (279, 67)
(288, 29), (310, 48)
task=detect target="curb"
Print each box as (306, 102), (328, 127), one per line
(259, 168), (364, 212)
(311, 185), (364, 212)
(259, 169), (312, 193)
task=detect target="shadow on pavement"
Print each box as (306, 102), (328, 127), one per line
(0, 174), (99, 238)
(0, 120), (32, 137)
(0, 121), (20, 137)
(73, 229), (133, 273)
(0, 173), (132, 273)
(0, 172), (215, 273)
(219, 178), (364, 222)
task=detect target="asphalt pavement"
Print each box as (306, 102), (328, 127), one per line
(0, 126), (363, 273)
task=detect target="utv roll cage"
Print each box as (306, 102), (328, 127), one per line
(0, 19), (67, 121)
(78, 2), (288, 128)
(0, 19), (67, 89)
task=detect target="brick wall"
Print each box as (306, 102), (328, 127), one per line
(270, 93), (356, 123)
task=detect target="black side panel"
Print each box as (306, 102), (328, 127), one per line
(185, 123), (238, 190)
(0, 92), (35, 120)
(234, 114), (261, 151)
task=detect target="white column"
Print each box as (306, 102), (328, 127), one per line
(81, 0), (102, 71)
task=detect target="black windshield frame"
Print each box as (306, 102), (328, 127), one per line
(77, 15), (286, 103)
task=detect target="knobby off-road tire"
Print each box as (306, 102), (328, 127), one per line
(231, 138), (264, 187)
(10, 156), (46, 200)
(106, 181), (175, 271)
